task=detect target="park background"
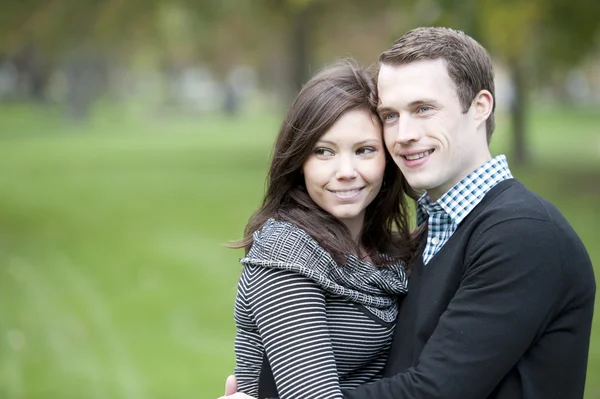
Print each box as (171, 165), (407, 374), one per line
(0, 0), (599, 398)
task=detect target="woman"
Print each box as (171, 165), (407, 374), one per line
(230, 61), (419, 399)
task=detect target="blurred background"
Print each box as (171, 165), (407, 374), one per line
(0, 0), (598, 398)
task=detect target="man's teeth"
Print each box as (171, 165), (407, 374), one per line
(405, 150), (433, 160)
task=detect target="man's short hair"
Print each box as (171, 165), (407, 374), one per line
(380, 27), (496, 142)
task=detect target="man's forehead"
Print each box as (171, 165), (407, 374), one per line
(377, 61), (455, 104)
(378, 59), (449, 82)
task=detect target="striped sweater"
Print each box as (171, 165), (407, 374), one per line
(233, 219), (408, 399)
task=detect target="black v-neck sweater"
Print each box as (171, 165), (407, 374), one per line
(345, 178), (596, 399)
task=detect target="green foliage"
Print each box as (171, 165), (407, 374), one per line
(533, 0), (600, 81)
(1, 0), (597, 89)
(0, 104), (598, 398)
(432, 0), (600, 79)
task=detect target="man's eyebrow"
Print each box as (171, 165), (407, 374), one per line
(376, 105), (395, 113)
(377, 99), (439, 113)
(407, 99), (439, 108)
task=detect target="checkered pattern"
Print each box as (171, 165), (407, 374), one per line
(417, 155), (513, 265)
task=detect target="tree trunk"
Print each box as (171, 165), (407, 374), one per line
(509, 59), (529, 166)
(63, 45), (107, 123)
(288, 3), (316, 102)
(13, 42), (50, 101)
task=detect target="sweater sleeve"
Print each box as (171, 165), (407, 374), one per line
(237, 264), (343, 399)
(344, 218), (565, 399)
(233, 279), (264, 398)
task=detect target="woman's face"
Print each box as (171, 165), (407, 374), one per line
(302, 109), (386, 238)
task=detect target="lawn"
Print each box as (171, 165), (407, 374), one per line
(0, 103), (598, 398)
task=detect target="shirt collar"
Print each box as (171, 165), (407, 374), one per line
(417, 154), (513, 226)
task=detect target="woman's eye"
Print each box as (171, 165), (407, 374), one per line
(356, 147), (376, 155)
(314, 148), (334, 156)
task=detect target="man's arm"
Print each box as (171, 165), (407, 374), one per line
(345, 218), (564, 399)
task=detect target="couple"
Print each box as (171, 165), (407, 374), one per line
(223, 27), (596, 399)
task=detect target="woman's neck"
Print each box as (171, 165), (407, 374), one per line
(343, 218), (365, 253)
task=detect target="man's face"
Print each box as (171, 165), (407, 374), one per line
(377, 59), (491, 200)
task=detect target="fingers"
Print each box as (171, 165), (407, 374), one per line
(225, 375), (238, 395)
(217, 394), (255, 399)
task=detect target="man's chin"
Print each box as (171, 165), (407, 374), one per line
(404, 180), (429, 193)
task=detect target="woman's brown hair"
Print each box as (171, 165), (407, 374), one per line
(232, 60), (420, 266)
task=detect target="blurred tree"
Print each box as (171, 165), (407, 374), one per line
(237, 0), (325, 104)
(0, 0), (597, 135)
(478, 0), (540, 166)
(235, 0), (416, 103)
(0, 4), (130, 105)
(313, 1), (417, 69)
(434, 0), (600, 165)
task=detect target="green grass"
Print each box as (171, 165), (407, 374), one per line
(0, 103), (598, 398)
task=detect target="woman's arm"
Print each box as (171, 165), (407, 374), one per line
(233, 287), (264, 398)
(238, 264), (343, 399)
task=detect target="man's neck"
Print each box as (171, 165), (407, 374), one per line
(427, 153), (492, 201)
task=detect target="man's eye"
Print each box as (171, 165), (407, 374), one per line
(417, 106), (433, 113)
(382, 113), (398, 123)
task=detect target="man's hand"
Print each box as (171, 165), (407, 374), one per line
(217, 375), (257, 399)
(225, 375), (237, 395)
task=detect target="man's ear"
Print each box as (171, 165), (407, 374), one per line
(472, 90), (493, 128)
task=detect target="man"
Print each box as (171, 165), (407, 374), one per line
(220, 27), (596, 398)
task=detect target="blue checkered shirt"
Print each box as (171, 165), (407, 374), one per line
(417, 155), (514, 265)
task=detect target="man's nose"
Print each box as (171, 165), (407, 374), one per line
(395, 115), (420, 144)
